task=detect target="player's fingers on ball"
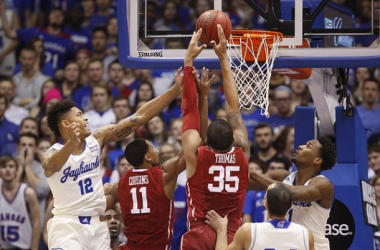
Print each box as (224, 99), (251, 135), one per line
(176, 67), (182, 75)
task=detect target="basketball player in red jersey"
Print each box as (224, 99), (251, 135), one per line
(180, 26), (250, 250)
(110, 138), (186, 250)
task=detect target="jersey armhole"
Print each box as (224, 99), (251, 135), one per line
(249, 223), (256, 250)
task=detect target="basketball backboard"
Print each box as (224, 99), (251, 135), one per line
(117, 0), (380, 69)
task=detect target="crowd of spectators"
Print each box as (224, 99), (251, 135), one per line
(0, 0), (380, 250)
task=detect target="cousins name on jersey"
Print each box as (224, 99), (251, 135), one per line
(60, 156), (100, 183)
(129, 175), (149, 186)
(215, 154), (236, 164)
(0, 213), (26, 224)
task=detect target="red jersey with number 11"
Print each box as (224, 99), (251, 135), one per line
(187, 146), (249, 228)
(118, 167), (174, 250)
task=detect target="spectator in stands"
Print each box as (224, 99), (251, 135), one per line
(0, 93), (19, 156)
(13, 37), (55, 78)
(251, 123), (291, 169)
(106, 17), (118, 56)
(274, 125), (295, 161)
(19, 117), (39, 137)
(243, 159), (266, 223)
(0, 0), (19, 77)
(353, 67), (373, 104)
(29, 79), (57, 118)
(368, 143), (380, 180)
(1, 7), (73, 77)
(372, 175), (380, 228)
(12, 47), (49, 110)
(85, 85), (116, 132)
(155, 0), (183, 31)
(357, 78), (380, 141)
(159, 142), (178, 163)
(167, 118), (183, 151)
(75, 48), (91, 84)
(289, 78), (312, 110)
(91, 26), (116, 80)
(81, 0), (96, 31)
(64, 5), (91, 52)
(145, 115), (168, 148)
(108, 60), (128, 96)
(268, 85), (296, 131)
(108, 131), (136, 170)
(0, 77), (28, 125)
(35, 138), (52, 161)
(38, 115), (55, 143)
(73, 59), (107, 111)
(109, 156), (134, 184)
(105, 207), (123, 250)
(163, 91), (182, 125)
(131, 81), (155, 111)
(59, 61), (81, 99)
(112, 96), (131, 123)
(16, 132), (50, 224)
(0, 155), (41, 250)
(90, 0), (115, 28)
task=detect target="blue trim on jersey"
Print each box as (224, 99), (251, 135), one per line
(268, 219), (290, 229)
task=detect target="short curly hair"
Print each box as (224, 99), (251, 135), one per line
(47, 100), (76, 137)
(317, 136), (337, 171)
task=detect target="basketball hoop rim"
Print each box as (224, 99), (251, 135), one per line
(230, 30), (284, 42)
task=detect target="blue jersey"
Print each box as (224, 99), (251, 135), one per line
(0, 118), (19, 156)
(243, 190), (266, 223)
(16, 27), (73, 70)
(63, 27), (91, 52)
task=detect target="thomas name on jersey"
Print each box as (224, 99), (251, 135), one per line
(0, 213), (26, 223)
(60, 156), (100, 183)
(129, 175), (149, 186)
(215, 154), (236, 164)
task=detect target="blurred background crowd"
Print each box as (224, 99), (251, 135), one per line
(0, 0), (380, 249)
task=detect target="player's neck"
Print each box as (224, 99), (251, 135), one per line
(295, 168), (318, 185)
(137, 163), (152, 170)
(2, 179), (19, 191)
(267, 213), (286, 221)
(110, 239), (119, 250)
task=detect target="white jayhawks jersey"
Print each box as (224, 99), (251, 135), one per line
(249, 220), (309, 250)
(283, 172), (331, 250)
(0, 183), (33, 249)
(47, 135), (106, 216)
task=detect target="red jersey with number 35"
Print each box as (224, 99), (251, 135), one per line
(187, 146), (249, 227)
(118, 167), (174, 249)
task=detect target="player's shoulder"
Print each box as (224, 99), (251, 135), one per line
(309, 174), (333, 186)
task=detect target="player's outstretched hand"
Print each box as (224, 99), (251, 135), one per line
(193, 67), (215, 98)
(185, 29), (207, 66)
(174, 67), (183, 91)
(205, 210), (228, 233)
(210, 25), (227, 58)
(68, 122), (81, 147)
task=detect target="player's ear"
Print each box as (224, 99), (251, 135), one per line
(314, 157), (322, 166)
(61, 119), (70, 128)
(144, 152), (152, 163)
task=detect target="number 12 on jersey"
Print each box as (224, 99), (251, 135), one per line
(208, 165), (240, 193)
(131, 187), (151, 214)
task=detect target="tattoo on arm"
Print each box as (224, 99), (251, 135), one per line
(115, 115), (140, 138)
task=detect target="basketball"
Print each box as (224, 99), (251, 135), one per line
(196, 10), (232, 45)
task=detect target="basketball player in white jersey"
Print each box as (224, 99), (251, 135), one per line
(206, 183), (314, 250)
(249, 137), (336, 250)
(40, 68), (183, 250)
(0, 155), (41, 250)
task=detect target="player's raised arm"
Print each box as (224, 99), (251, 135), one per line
(211, 25), (250, 160)
(162, 150), (186, 198)
(94, 67), (183, 146)
(181, 29), (207, 178)
(194, 67), (216, 141)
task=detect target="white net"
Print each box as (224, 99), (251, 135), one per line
(227, 33), (282, 117)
